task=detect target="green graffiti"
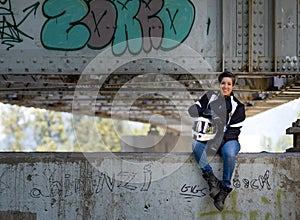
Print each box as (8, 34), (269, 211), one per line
(249, 211), (258, 220)
(265, 213), (272, 220)
(41, 0), (90, 50)
(200, 192), (243, 220)
(261, 196), (271, 205)
(112, 0), (142, 55)
(158, 0), (195, 50)
(277, 189), (286, 220)
(199, 189), (289, 219)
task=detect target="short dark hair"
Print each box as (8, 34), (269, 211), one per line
(218, 71), (236, 85)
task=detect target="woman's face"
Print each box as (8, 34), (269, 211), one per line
(220, 77), (234, 96)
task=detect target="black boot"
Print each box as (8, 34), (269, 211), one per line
(213, 185), (232, 211)
(202, 171), (220, 198)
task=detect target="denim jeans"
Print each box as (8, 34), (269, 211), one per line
(192, 140), (240, 187)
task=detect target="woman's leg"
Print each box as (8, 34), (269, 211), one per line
(220, 140), (241, 187)
(192, 140), (212, 173)
(213, 140), (240, 211)
(192, 140), (220, 198)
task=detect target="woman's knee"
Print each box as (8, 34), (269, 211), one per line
(221, 140), (240, 157)
(192, 141), (206, 155)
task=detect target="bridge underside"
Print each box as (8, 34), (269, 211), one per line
(0, 71), (299, 126)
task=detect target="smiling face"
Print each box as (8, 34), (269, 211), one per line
(219, 77), (234, 96)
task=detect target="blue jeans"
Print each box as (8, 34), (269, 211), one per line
(192, 140), (240, 187)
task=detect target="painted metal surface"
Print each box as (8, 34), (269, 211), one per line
(2, 0), (298, 73)
(1, 0), (300, 72)
(0, 152), (299, 219)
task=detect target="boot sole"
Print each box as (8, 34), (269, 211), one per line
(213, 201), (223, 211)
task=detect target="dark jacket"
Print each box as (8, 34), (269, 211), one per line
(188, 91), (246, 143)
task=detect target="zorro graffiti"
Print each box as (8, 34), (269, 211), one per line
(0, 0), (195, 54)
(41, 0), (195, 55)
(0, 0), (195, 55)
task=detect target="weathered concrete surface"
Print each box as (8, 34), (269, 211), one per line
(0, 152), (299, 220)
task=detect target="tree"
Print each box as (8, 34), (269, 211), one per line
(260, 136), (272, 152)
(33, 109), (71, 151)
(72, 115), (125, 152)
(275, 135), (292, 152)
(0, 104), (32, 151)
(0, 103), (154, 152)
(72, 115), (104, 152)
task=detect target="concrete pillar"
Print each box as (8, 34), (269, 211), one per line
(286, 119), (300, 152)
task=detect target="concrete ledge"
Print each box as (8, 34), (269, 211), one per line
(0, 152), (299, 219)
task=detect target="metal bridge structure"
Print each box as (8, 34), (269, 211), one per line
(0, 0), (300, 131)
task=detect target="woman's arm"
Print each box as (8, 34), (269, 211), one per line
(223, 102), (246, 142)
(188, 92), (211, 118)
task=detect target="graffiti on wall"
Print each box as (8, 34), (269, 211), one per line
(199, 190), (286, 220)
(0, 0), (40, 50)
(1, 0), (196, 54)
(179, 170), (272, 202)
(41, 0), (195, 54)
(233, 170), (271, 191)
(179, 170), (286, 219)
(0, 163), (296, 219)
(29, 162), (153, 203)
(179, 183), (207, 201)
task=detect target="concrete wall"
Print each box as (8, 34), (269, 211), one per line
(0, 152), (299, 220)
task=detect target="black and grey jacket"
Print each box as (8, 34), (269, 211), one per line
(188, 91), (246, 143)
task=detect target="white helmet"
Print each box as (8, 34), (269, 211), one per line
(192, 117), (216, 141)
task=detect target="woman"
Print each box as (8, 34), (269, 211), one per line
(188, 71), (245, 211)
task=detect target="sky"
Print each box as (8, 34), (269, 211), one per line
(239, 98), (300, 152)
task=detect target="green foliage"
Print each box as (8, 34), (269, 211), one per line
(0, 103), (159, 152)
(72, 116), (150, 152)
(260, 136), (272, 152)
(72, 115), (113, 152)
(0, 104), (32, 151)
(275, 135), (293, 152)
(260, 134), (293, 152)
(33, 109), (71, 151)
